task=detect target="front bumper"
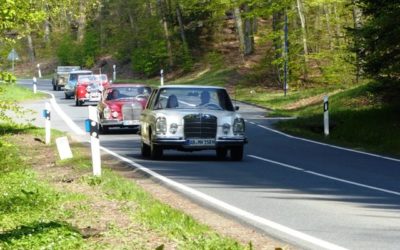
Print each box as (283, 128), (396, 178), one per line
(152, 136), (247, 149)
(100, 119), (141, 127)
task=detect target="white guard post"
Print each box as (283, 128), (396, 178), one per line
(323, 95), (329, 136)
(37, 63), (42, 78)
(160, 69), (164, 86)
(56, 137), (73, 160)
(113, 64), (116, 81)
(88, 105), (101, 176)
(33, 77), (37, 94)
(44, 102), (51, 144)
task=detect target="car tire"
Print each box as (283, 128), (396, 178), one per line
(75, 98), (82, 106)
(141, 141), (151, 157)
(216, 147), (227, 160)
(99, 124), (109, 134)
(65, 93), (70, 99)
(53, 85), (56, 91)
(230, 146), (244, 161)
(150, 133), (163, 160)
(57, 85), (61, 91)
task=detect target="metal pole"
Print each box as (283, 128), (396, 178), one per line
(160, 69), (164, 86)
(284, 10), (289, 97)
(324, 95), (329, 136)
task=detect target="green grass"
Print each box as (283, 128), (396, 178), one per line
(0, 122), (253, 249)
(0, 126), (87, 250)
(0, 84), (47, 102)
(275, 81), (400, 157)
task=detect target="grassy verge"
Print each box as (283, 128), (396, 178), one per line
(0, 84), (47, 102)
(0, 123), (254, 249)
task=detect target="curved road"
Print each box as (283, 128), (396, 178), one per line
(18, 79), (400, 250)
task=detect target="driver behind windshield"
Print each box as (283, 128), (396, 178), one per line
(199, 91), (210, 106)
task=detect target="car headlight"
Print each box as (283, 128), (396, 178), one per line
(156, 117), (167, 134)
(170, 123), (178, 134)
(104, 107), (111, 119)
(112, 111), (119, 118)
(222, 123), (231, 135)
(233, 118), (245, 135)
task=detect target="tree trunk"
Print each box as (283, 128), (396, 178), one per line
(77, 1), (86, 42)
(352, 0), (363, 82)
(26, 24), (35, 63)
(176, 4), (187, 46)
(324, 5), (333, 50)
(243, 4), (254, 55)
(233, 6), (245, 61)
(44, 19), (50, 45)
(296, 0), (308, 57)
(272, 11), (283, 84)
(158, 0), (173, 67)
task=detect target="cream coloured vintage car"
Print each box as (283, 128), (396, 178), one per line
(140, 85), (247, 160)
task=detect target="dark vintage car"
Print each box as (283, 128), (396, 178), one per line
(97, 84), (151, 133)
(139, 85), (247, 160)
(75, 74), (109, 106)
(52, 66), (80, 91)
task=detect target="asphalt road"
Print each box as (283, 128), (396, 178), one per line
(18, 79), (400, 250)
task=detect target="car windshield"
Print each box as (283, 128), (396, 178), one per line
(106, 86), (151, 100)
(78, 74), (106, 84)
(154, 88), (234, 111)
(70, 72), (91, 82)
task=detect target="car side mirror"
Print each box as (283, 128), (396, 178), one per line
(235, 106), (240, 111)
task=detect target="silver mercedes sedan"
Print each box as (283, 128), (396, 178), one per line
(140, 85), (247, 160)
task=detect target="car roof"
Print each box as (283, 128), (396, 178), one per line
(157, 85), (225, 89)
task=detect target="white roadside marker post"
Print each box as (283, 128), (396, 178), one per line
(33, 77), (37, 94)
(160, 69), (164, 86)
(43, 102), (51, 144)
(323, 95), (329, 136)
(113, 64), (116, 81)
(86, 106), (101, 176)
(37, 63), (42, 78)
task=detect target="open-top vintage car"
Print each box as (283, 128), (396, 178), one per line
(97, 84), (151, 133)
(140, 85), (247, 160)
(75, 74), (109, 106)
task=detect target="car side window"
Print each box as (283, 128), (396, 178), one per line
(146, 89), (159, 110)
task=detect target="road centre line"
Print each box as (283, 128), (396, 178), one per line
(248, 123), (400, 163)
(248, 154), (400, 197)
(47, 92), (348, 250)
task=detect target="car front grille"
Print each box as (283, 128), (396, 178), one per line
(122, 104), (142, 120)
(184, 114), (217, 139)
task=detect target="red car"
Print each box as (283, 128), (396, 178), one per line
(75, 74), (110, 106)
(97, 84), (151, 133)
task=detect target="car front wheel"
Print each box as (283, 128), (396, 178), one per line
(230, 146), (244, 161)
(141, 141), (150, 157)
(216, 147), (227, 160)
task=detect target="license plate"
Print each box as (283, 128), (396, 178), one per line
(89, 94), (100, 101)
(123, 120), (140, 126)
(186, 139), (215, 146)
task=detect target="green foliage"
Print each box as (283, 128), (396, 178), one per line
(353, 0), (400, 82)
(132, 39), (168, 76)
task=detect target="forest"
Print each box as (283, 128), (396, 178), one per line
(1, 0), (398, 89)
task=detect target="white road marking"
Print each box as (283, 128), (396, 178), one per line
(48, 90), (349, 250)
(253, 124), (400, 163)
(41, 91), (85, 135)
(248, 154), (400, 197)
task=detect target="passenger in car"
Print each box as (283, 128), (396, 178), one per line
(199, 91), (210, 106)
(166, 94), (179, 108)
